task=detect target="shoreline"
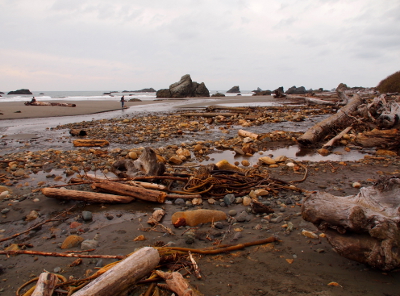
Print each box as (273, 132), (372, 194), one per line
(0, 96), (275, 120)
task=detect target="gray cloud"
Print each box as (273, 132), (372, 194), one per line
(0, 0), (399, 91)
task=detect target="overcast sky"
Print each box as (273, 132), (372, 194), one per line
(1, 0), (399, 92)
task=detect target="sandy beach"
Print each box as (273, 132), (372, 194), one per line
(0, 96), (277, 120)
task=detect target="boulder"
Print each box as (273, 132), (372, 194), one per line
(156, 74), (210, 98)
(156, 89), (172, 98)
(252, 88), (272, 96)
(211, 92), (226, 97)
(7, 89), (32, 95)
(285, 86), (307, 94)
(226, 86), (240, 93)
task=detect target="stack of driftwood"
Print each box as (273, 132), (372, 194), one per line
(298, 88), (400, 271)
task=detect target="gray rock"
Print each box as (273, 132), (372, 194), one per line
(224, 194), (235, 205)
(174, 198), (185, 205)
(214, 222), (224, 229)
(82, 211), (93, 221)
(81, 239), (98, 249)
(236, 211), (248, 222)
(1, 208), (10, 214)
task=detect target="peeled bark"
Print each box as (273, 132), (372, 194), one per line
(302, 176), (400, 270)
(297, 94), (363, 145)
(41, 188), (135, 203)
(32, 272), (59, 296)
(72, 247), (159, 296)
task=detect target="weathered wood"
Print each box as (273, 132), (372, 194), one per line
(72, 247), (159, 296)
(91, 180), (166, 203)
(41, 188), (135, 203)
(73, 139), (109, 147)
(32, 272), (59, 296)
(180, 112), (239, 117)
(147, 209), (165, 225)
(302, 176), (400, 270)
(238, 129), (259, 140)
(297, 94), (363, 145)
(322, 126), (353, 148)
(355, 128), (400, 148)
(155, 270), (203, 296)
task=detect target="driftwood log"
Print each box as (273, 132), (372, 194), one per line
(73, 139), (109, 147)
(72, 247), (159, 296)
(355, 128), (400, 148)
(302, 176), (400, 270)
(24, 101), (76, 107)
(32, 272), (59, 296)
(91, 180), (167, 203)
(41, 188), (135, 203)
(297, 93), (363, 145)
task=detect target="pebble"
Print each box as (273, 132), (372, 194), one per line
(213, 222), (224, 229)
(301, 229), (319, 239)
(1, 208), (10, 214)
(0, 191), (9, 199)
(174, 198), (185, 205)
(81, 239), (98, 250)
(242, 196), (252, 206)
(54, 267), (62, 273)
(223, 194), (235, 205)
(82, 211), (93, 221)
(207, 198), (216, 205)
(236, 211), (248, 222)
(95, 259), (104, 268)
(270, 216), (283, 223)
(234, 197), (243, 204)
(228, 210), (237, 216)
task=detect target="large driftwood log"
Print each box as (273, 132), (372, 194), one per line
(41, 188), (135, 203)
(302, 176), (400, 270)
(32, 272), (59, 296)
(355, 128), (400, 148)
(72, 247), (159, 296)
(91, 180), (166, 203)
(297, 93), (363, 145)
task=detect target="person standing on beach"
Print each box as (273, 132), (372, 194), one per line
(120, 95), (125, 109)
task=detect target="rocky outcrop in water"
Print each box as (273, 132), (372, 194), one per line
(7, 89), (32, 95)
(285, 86), (308, 94)
(227, 86), (240, 93)
(156, 75), (210, 98)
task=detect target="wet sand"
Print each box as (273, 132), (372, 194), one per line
(0, 96), (276, 120)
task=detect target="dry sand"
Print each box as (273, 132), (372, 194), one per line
(0, 96), (276, 120)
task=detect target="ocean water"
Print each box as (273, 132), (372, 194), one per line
(0, 90), (255, 103)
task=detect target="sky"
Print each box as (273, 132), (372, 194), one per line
(1, 0), (399, 92)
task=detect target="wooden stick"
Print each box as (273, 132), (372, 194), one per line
(42, 187), (135, 203)
(238, 129), (259, 140)
(0, 250), (125, 259)
(32, 272), (59, 296)
(323, 126), (353, 148)
(188, 251), (202, 279)
(156, 270), (202, 296)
